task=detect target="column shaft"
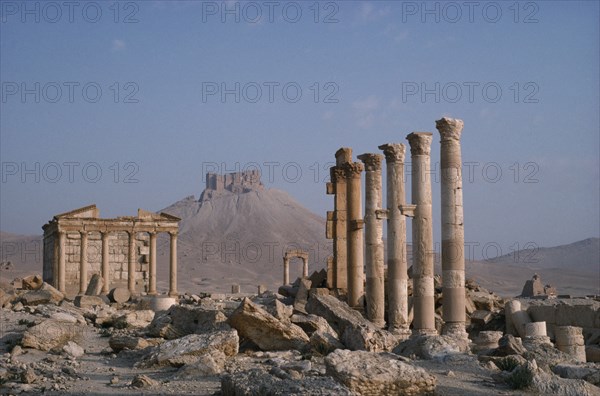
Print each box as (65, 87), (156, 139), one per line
(128, 231), (136, 293)
(379, 143), (409, 335)
(101, 231), (110, 294)
(58, 231), (66, 293)
(283, 258), (290, 285)
(332, 147), (352, 289)
(358, 153), (385, 327)
(148, 232), (157, 295)
(436, 117), (467, 335)
(407, 132), (436, 335)
(345, 161), (364, 309)
(168, 232), (178, 297)
(302, 258), (308, 278)
(79, 232), (88, 294)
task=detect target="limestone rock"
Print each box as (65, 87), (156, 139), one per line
(493, 334), (527, 356)
(293, 278), (312, 314)
(305, 293), (396, 352)
(136, 330), (238, 368)
(21, 319), (84, 351)
(291, 314), (338, 337)
(108, 287), (131, 303)
(325, 349), (436, 395)
(506, 359), (598, 395)
(114, 310), (155, 329)
(131, 374), (158, 388)
(553, 364), (600, 386)
(310, 330), (345, 355)
(173, 350), (227, 378)
(228, 298), (309, 351)
(146, 305), (228, 339)
(221, 368), (352, 395)
(20, 290), (54, 306)
(21, 275), (43, 290)
(471, 310), (493, 325)
(109, 336), (150, 352)
(74, 295), (106, 308)
(62, 341), (84, 357)
(394, 334), (471, 360)
(85, 274), (103, 296)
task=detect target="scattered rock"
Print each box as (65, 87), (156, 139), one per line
(553, 363), (600, 386)
(146, 305), (228, 339)
(174, 350), (227, 378)
(306, 293), (396, 352)
(228, 298), (309, 351)
(325, 349), (436, 395)
(131, 374), (158, 388)
(136, 330), (239, 368)
(63, 341), (85, 357)
(221, 368), (352, 395)
(21, 319), (84, 351)
(113, 310), (155, 329)
(394, 334), (470, 360)
(74, 295), (106, 308)
(471, 310), (493, 325)
(22, 275), (43, 290)
(493, 334), (527, 356)
(109, 335), (150, 352)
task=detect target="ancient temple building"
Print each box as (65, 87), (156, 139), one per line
(42, 204), (180, 296)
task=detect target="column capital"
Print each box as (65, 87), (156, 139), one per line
(435, 117), (464, 141)
(79, 230), (88, 237)
(378, 143), (405, 163)
(335, 147), (353, 166)
(357, 153), (383, 171)
(169, 231), (179, 237)
(101, 230), (110, 238)
(406, 132), (433, 156)
(330, 166), (346, 183)
(342, 162), (364, 179)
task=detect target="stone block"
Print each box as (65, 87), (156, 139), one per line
(471, 310), (492, 325)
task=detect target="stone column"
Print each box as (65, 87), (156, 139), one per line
(344, 161), (365, 309)
(283, 257), (290, 285)
(148, 232), (157, 295)
(79, 231), (88, 294)
(330, 147), (352, 289)
(127, 231), (136, 293)
(302, 257), (309, 278)
(58, 231), (66, 293)
(358, 153), (385, 327)
(168, 232), (178, 297)
(436, 117), (467, 336)
(406, 132), (436, 335)
(379, 143), (410, 336)
(101, 231), (110, 294)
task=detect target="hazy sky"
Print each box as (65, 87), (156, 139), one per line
(1, 1), (599, 260)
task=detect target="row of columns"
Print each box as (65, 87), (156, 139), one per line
(327, 117), (466, 337)
(56, 230), (178, 297)
(282, 255), (309, 285)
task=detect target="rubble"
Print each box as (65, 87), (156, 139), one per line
(146, 304), (227, 339)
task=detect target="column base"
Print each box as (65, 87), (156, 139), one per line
(412, 328), (438, 337)
(168, 291), (179, 298)
(389, 327), (412, 340)
(442, 322), (469, 338)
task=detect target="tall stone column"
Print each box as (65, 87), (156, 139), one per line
(358, 153), (385, 327)
(330, 147), (352, 290)
(302, 257), (308, 278)
(283, 257), (290, 285)
(148, 232), (157, 295)
(436, 117), (467, 336)
(128, 231), (136, 293)
(101, 231), (110, 294)
(344, 161), (364, 309)
(58, 231), (66, 293)
(79, 231), (88, 294)
(407, 132), (436, 335)
(379, 143), (410, 336)
(168, 232), (178, 297)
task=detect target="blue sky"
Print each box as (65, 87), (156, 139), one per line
(1, 1), (598, 259)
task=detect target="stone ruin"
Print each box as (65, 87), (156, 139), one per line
(200, 170), (264, 201)
(520, 273), (557, 298)
(42, 204), (180, 297)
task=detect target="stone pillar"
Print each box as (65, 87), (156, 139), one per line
(148, 232), (157, 295)
(101, 231), (110, 294)
(555, 326), (586, 362)
(406, 132), (436, 335)
(330, 147), (352, 289)
(168, 232), (178, 297)
(344, 161), (365, 309)
(127, 231), (136, 294)
(283, 257), (290, 285)
(302, 257), (309, 278)
(79, 231), (88, 294)
(358, 153), (385, 327)
(58, 231), (66, 293)
(379, 143), (410, 336)
(436, 117), (467, 336)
